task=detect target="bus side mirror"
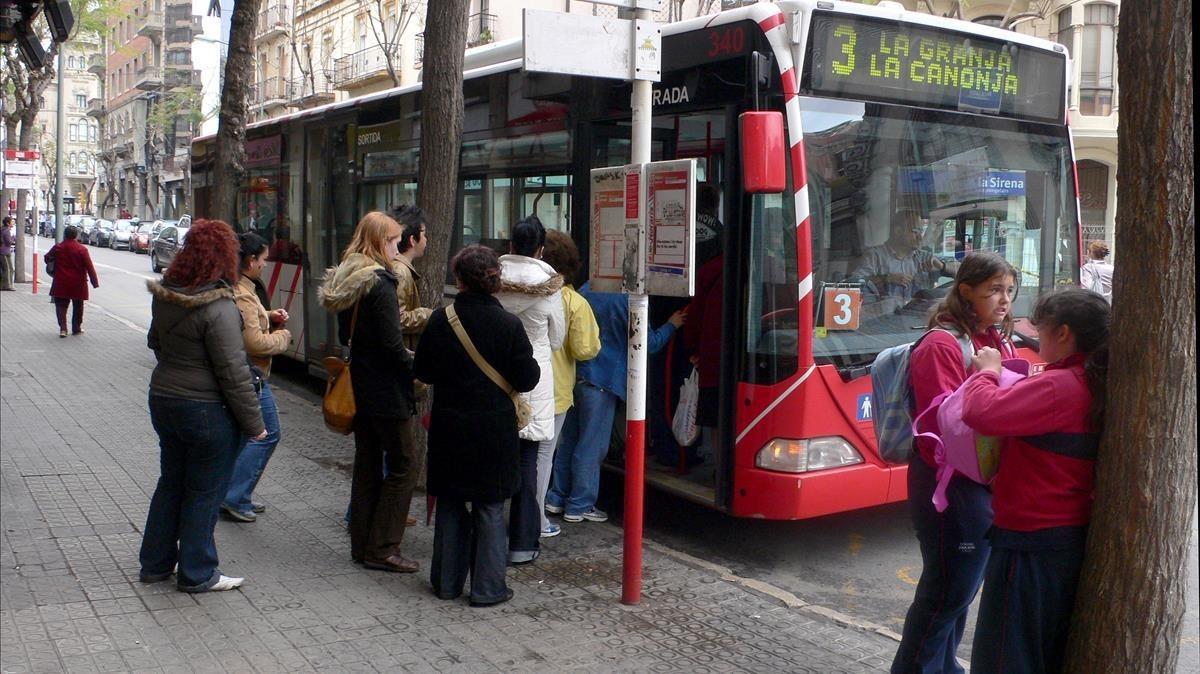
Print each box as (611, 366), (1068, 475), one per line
(740, 111), (787, 193)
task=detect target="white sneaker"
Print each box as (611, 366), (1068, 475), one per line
(540, 523), (562, 538)
(208, 575), (244, 592)
(544, 503), (564, 515)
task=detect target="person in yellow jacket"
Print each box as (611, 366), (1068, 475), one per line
(222, 232), (293, 522)
(538, 230), (600, 537)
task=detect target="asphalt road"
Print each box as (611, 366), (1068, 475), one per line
(21, 233), (1199, 671)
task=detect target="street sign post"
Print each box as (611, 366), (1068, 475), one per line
(524, 0), (670, 606)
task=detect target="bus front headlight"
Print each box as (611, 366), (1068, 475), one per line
(754, 437), (863, 473)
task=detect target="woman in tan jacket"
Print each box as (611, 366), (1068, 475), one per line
(221, 232), (292, 522)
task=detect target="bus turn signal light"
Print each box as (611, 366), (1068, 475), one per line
(754, 437), (863, 473)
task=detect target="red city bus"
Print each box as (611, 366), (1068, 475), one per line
(192, 0), (1080, 520)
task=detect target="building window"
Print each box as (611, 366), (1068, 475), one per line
(1080, 3), (1116, 116)
(69, 124), (78, 142)
(90, 123), (98, 142)
(76, 93), (87, 108)
(1077, 159), (1110, 244)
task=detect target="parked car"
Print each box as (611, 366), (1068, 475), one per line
(131, 223), (155, 253)
(65, 214), (87, 231)
(148, 219), (177, 243)
(150, 224), (188, 273)
(90, 219), (115, 246)
(38, 215), (56, 237)
(109, 219), (136, 250)
(77, 217), (97, 239)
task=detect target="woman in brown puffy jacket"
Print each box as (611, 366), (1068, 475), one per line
(221, 232), (293, 522)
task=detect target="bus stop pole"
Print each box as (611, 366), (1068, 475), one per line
(622, 3), (653, 607)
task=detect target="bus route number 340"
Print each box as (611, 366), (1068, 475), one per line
(823, 286), (862, 331)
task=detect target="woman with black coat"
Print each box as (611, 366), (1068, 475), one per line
(318, 211), (420, 573)
(414, 245), (540, 607)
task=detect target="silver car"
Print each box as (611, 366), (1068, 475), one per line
(110, 219), (136, 250)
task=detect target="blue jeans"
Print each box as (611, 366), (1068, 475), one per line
(140, 395), (241, 591)
(223, 381), (280, 514)
(892, 457), (993, 674)
(431, 498), (508, 603)
(546, 381), (618, 516)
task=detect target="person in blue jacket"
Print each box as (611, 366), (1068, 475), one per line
(545, 283), (685, 523)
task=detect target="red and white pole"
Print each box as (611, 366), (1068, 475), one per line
(622, 3), (654, 606)
(31, 187), (39, 295)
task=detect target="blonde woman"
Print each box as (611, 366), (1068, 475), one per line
(319, 212), (420, 573)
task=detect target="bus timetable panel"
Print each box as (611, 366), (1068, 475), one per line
(803, 12), (1067, 124)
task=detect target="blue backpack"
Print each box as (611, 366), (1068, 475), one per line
(870, 329), (973, 463)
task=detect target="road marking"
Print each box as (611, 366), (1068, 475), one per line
(86, 301), (147, 332)
(848, 532), (865, 557)
(93, 261), (158, 282)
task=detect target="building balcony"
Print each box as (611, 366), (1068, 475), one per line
(255, 76), (294, 110)
(256, 4), (290, 40)
(136, 7), (164, 41)
(87, 52), (105, 75)
(164, 67), (200, 89)
(86, 97), (106, 118)
(289, 76), (335, 109)
(413, 32), (423, 68)
(135, 65), (163, 90)
(331, 45), (400, 90)
(467, 12), (496, 48)
(106, 136), (134, 157)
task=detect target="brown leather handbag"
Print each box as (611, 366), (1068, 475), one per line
(322, 301), (360, 435)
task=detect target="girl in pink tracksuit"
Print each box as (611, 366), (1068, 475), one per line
(962, 288), (1110, 673)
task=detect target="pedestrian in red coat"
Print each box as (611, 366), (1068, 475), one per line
(46, 226), (99, 337)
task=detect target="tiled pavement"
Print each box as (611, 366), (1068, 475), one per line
(1, 288), (898, 672)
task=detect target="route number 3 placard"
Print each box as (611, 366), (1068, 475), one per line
(822, 287), (862, 331)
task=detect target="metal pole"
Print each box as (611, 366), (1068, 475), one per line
(621, 3), (653, 607)
(54, 47), (66, 243)
(31, 182), (39, 294)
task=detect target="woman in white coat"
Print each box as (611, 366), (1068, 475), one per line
(496, 216), (565, 564)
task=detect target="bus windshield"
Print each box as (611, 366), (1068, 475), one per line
(800, 97), (1078, 366)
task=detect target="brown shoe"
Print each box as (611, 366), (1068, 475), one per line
(363, 554), (419, 573)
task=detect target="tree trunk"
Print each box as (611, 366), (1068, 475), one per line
(12, 119), (36, 283)
(415, 0), (468, 308)
(211, 0), (263, 227)
(1063, 0), (1195, 671)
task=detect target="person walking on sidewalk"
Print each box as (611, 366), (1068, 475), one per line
(140, 219), (266, 593)
(45, 226), (99, 337)
(495, 216), (565, 565)
(414, 245), (540, 607)
(547, 285), (684, 524)
(1, 216), (16, 290)
(319, 211), (421, 574)
(538, 230), (600, 538)
(221, 233), (293, 523)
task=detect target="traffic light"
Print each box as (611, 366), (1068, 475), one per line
(0, 0), (74, 68)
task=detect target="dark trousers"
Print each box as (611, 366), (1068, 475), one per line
(349, 415), (419, 561)
(508, 438), (540, 555)
(893, 457), (993, 674)
(970, 533), (1086, 674)
(140, 396), (241, 591)
(54, 297), (84, 333)
(431, 498), (508, 603)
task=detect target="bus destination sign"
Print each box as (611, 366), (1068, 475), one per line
(804, 13), (1066, 123)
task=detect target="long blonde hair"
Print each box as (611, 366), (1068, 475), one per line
(342, 211), (400, 268)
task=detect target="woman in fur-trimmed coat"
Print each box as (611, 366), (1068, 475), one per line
(495, 216), (565, 565)
(318, 211), (420, 575)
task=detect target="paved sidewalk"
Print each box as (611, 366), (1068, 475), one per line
(1, 288), (898, 673)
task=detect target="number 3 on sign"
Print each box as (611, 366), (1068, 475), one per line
(823, 287), (862, 331)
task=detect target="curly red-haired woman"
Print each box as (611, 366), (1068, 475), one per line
(140, 219), (266, 593)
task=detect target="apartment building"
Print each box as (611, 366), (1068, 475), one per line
(247, 0), (731, 123)
(97, 0), (202, 219)
(34, 34), (104, 215)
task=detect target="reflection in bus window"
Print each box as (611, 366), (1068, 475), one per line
(521, 175), (570, 232)
(800, 97), (1078, 367)
(745, 193), (798, 385)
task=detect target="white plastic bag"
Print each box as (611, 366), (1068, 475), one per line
(672, 367), (700, 447)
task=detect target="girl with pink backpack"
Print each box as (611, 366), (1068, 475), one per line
(892, 252), (1018, 674)
(964, 289), (1109, 674)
